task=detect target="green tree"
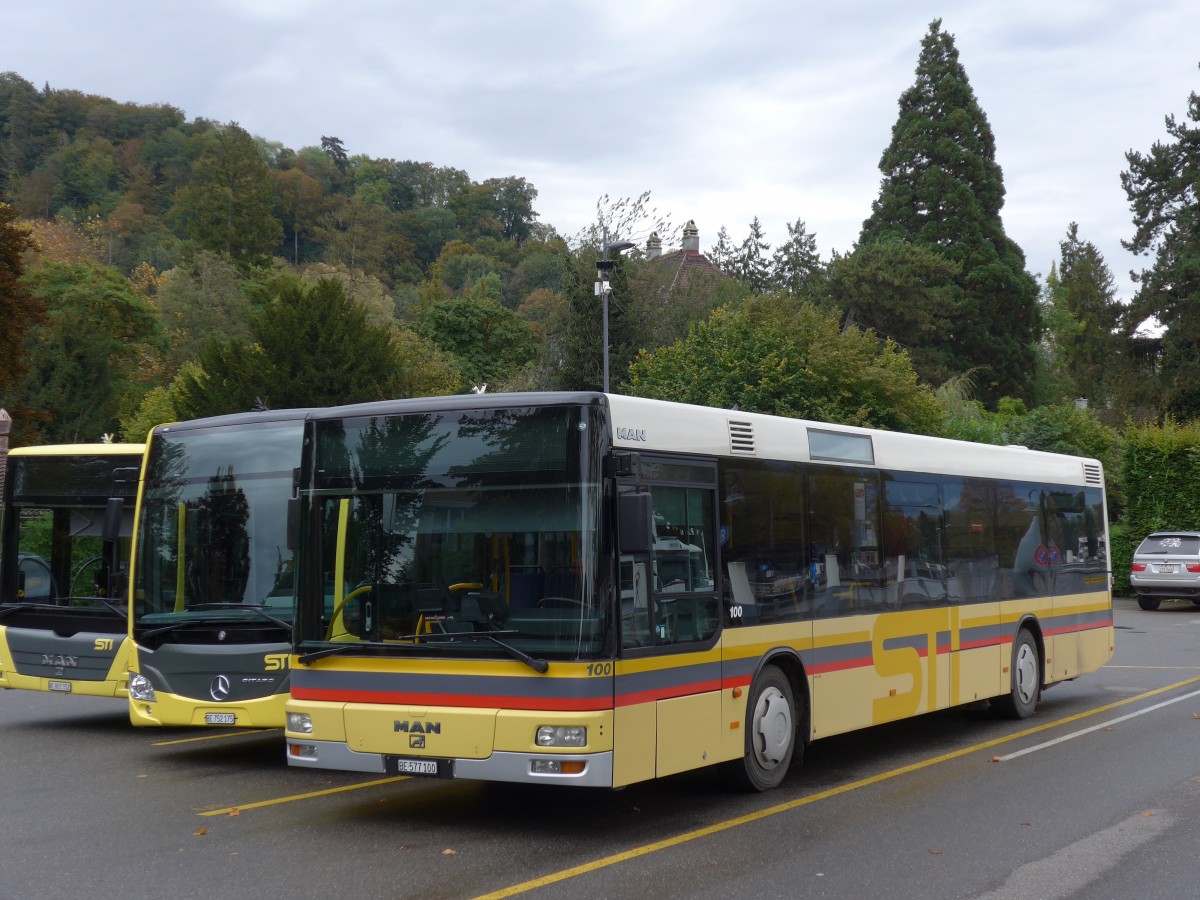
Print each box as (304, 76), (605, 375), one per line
(628, 295), (944, 434)
(708, 226), (737, 275)
(860, 20), (1039, 406)
(275, 166), (326, 265)
(482, 176), (538, 244)
(0, 203), (39, 399)
(16, 258), (165, 442)
(771, 217), (822, 295)
(417, 296), (538, 388)
(1049, 224), (1123, 400)
(737, 217), (772, 293)
(1120, 67), (1200, 417)
(173, 279), (408, 417)
(824, 240), (962, 388)
(157, 250), (252, 367)
(171, 122), (282, 269)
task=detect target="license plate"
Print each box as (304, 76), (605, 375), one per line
(1159, 564), (1176, 573)
(385, 756), (451, 778)
(205, 712), (236, 725)
(48, 681), (72, 693)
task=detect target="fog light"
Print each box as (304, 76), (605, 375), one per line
(531, 759), (586, 775)
(289, 742), (317, 760)
(535, 725), (587, 747)
(286, 712), (313, 734)
(128, 672), (156, 702)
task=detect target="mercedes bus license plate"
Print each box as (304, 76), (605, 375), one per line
(205, 712), (236, 725)
(48, 681), (72, 692)
(385, 756), (450, 777)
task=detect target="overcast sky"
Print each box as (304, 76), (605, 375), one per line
(5, 1), (1198, 304)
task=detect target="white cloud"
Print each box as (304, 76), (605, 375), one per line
(4, 0), (1198, 299)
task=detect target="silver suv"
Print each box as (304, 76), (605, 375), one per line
(1130, 531), (1200, 610)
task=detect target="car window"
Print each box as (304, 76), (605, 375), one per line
(1136, 534), (1200, 555)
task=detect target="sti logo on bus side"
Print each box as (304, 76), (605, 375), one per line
(394, 720), (441, 734)
(616, 427), (647, 442)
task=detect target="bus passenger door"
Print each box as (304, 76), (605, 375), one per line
(613, 460), (724, 783)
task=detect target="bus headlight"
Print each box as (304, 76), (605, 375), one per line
(128, 672), (156, 702)
(286, 712), (313, 734)
(535, 725), (586, 747)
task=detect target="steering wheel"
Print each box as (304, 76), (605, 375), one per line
(70, 557), (105, 598)
(325, 583), (374, 640)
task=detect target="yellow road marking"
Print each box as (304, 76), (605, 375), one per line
(474, 675), (1200, 899)
(151, 728), (279, 746)
(1103, 665), (1200, 669)
(198, 776), (410, 816)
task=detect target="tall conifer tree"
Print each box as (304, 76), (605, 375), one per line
(1121, 68), (1200, 417)
(1056, 223), (1120, 397)
(859, 20), (1038, 406)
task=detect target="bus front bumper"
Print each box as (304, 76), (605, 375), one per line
(285, 738), (614, 787)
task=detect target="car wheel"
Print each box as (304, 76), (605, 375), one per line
(1137, 596), (1162, 611)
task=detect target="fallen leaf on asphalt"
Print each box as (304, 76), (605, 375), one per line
(1141, 811), (1155, 817)
(442, 849), (457, 856)
(228, 808), (240, 817)
(929, 849), (942, 855)
(194, 827), (207, 836)
(990, 756), (1001, 762)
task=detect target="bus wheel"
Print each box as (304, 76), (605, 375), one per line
(736, 665), (796, 791)
(1137, 596), (1162, 611)
(991, 629), (1040, 719)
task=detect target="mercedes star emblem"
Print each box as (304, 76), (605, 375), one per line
(210, 674), (231, 701)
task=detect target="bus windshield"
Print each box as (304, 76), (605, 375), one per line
(295, 404), (607, 662)
(1, 448), (139, 611)
(132, 420), (303, 633)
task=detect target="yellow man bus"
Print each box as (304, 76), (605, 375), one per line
(0, 443), (144, 697)
(284, 393), (1113, 790)
(126, 409), (309, 728)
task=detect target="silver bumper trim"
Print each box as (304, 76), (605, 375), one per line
(286, 739), (614, 786)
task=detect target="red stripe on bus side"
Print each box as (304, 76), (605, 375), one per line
(614, 678), (723, 707)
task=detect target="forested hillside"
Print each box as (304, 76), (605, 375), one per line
(1, 20), (1197, 468)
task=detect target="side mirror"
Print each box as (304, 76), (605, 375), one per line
(618, 492), (653, 555)
(102, 497), (124, 542)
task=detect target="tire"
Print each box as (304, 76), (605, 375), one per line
(991, 629), (1041, 720)
(1137, 596), (1162, 611)
(734, 665), (797, 792)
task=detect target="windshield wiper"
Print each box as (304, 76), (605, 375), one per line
(430, 629), (549, 673)
(0, 597), (125, 619)
(297, 641), (399, 664)
(298, 629), (549, 672)
(182, 602), (293, 634)
(139, 605), (293, 640)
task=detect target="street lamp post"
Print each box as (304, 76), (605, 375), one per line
(596, 240), (635, 393)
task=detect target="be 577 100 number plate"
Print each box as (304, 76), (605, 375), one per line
(385, 756), (452, 778)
